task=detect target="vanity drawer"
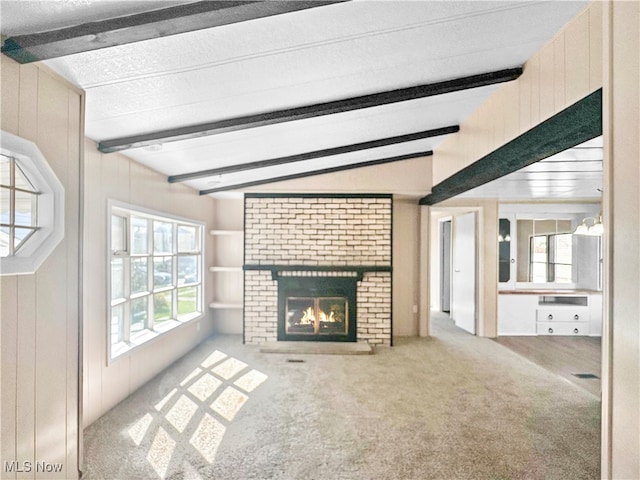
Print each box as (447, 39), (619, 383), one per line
(536, 321), (590, 335)
(536, 307), (590, 323)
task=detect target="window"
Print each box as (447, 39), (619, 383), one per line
(529, 233), (573, 283)
(109, 202), (204, 360)
(1, 153), (38, 256)
(0, 131), (65, 275)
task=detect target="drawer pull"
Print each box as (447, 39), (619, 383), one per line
(574, 314), (580, 320)
(573, 328), (579, 334)
(548, 314), (553, 320)
(548, 328), (554, 334)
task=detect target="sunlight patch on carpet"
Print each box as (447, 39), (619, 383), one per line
(212, 357), (248, 380)
(234, 369), (268, 393)
(190, 414), (226, 463)
(165, 395), (198, 433)
(147, 427), (176, 478)
(211, 386), (249, 421)
(128, 413), (154, 446)
(188, 373), (223, 401)
(201, 350), (228, 368)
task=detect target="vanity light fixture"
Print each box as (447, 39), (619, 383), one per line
(574, 215), (603, 236)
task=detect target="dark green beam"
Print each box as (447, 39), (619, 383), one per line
(419, 89), (603, 205)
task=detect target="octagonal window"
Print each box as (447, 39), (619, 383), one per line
(1, 154), (39, 256)
(0, 131), (65, 276)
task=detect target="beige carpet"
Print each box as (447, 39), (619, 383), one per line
(82, 312), (600, 479)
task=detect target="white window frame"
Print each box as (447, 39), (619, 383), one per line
(0, 131), (65, 275)
(108, 200), (205, 361)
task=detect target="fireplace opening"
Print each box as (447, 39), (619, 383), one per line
(278, 276), (357, 342)
(286, 296), (348, 336)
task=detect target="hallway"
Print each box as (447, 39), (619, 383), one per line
(82, 313), (600, 479)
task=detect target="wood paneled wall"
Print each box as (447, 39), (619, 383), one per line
(392, 196), (421, 336)
(82, 141), (217, 427)
(432, 2), (603, 186)
(602, 2), (640, 477)
(425, 2), (603, 340)
(1, 57), (82, 479)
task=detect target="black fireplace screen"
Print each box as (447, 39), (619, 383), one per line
(277, 276), (357, 342)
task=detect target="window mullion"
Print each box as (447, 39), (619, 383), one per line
(547, 234), (551, 283)
(172, 223), (178, 319)
(123, 213), (132, 342)
(123, 254), (132, 342)
(9, 160), (15, 256)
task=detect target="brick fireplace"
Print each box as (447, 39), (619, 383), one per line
(243, 194), (392, 346)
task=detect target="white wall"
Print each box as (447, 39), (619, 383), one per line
(1, 57), (82, 479)
(82, 140), (217, 427)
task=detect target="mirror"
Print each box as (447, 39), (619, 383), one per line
(516, 219), (573, 283)
(498, 218), (511, 282)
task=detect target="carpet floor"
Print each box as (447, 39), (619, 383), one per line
(82, 313), (600, 479)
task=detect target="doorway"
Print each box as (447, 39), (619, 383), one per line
(430, 209), (479, 337)
(451, 211), (477, 335)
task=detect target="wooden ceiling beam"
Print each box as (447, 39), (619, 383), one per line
(199, 151), (432, 195)
(169, 125), (458, 183)
(1, 1), (345, 63)
(98, 68), (522, 153)
(419, 89), (603, 205)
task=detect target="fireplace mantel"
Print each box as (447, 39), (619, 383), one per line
(243, 264), (393, 281)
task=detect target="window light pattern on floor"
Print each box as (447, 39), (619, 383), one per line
(125, 349), (268, 478)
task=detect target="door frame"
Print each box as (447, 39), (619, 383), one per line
(439, 218), (452, 313)
(428, 206), (483, 336)
(451, 211), (478, 334)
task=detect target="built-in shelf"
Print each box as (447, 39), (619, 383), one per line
(209, 266), (242, 272)
(209, 228), (243, 313)
(210, 229), (243, 236)
(209, 302), (243, 309)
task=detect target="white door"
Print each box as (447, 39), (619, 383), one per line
(451, 212), (476, 334)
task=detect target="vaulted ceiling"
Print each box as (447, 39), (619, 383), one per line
(1, 0), (596, 199)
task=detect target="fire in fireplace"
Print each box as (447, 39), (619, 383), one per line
(286, 296), (348, 336)
(277, 275), (357, 342)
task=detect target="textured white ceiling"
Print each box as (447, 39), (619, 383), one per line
(0, 0), (192, 35)
(42, 1), (587, 140)
(1, 0), (592, 199)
